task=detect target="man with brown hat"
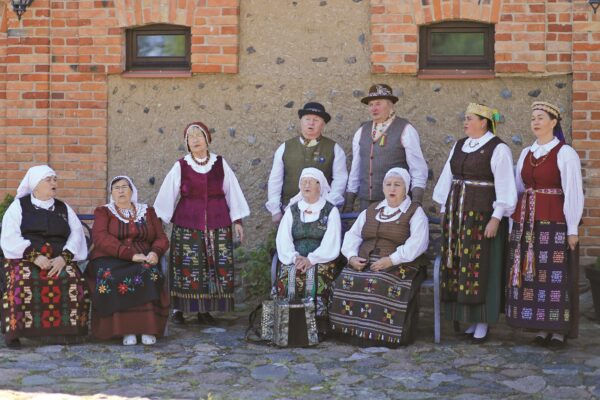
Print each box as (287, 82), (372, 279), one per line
(266, 102), (348, 223)
(343, 84), (428, 212)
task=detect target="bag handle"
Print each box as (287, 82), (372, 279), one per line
(287, 263), (317, 300)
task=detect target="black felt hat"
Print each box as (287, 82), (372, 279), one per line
(298, 102), (331, 123)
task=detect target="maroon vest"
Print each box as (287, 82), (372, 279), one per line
(172, 156), (232, 230)
(512, 142), (566, 223)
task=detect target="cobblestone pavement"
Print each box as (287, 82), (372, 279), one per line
(1, 292), (599, 400)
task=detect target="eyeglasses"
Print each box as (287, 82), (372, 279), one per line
(112, 185), (130, 191)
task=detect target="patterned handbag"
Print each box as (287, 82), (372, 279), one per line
(272, 265), (319, 347)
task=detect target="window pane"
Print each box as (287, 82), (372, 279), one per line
(431, 32), (484, 56)
(137, 35), (186, 57)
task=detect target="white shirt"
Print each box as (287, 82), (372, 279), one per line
(153, 153), (250, 224)
(432, 132), (517, 219)
(266, 138), (348, 215)
(346, 122), (428, 193)
(276, 199), (342, 266)
(515, 137), (584, 235)
(341, 198), (429, 266)
(0, 195), (88, 261)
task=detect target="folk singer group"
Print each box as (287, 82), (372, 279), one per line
(1, 84), (583, 350)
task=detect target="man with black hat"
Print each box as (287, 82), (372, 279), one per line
(266, 102), (348, 223)
(344, 84), (428, 212)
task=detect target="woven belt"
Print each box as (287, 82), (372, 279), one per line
(509, 187), (564, 287)
(445, 178), (495, 271)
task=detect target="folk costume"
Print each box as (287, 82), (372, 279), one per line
(505, 102), (584, 340)
(330, 168), (429, 346)
(154, 122), (250, 315)
(275, 168), (342, 333)
(346, 84), (428, 210)
(433, 104), (517, 333)
(0, 166), (89, 347)
(266, 102), (348, 215)
(86, 176), (170, 340)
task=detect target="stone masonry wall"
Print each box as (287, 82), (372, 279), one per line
(106, 0), (571, 251)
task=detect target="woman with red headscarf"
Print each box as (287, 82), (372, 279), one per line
(154, 122), (250, 326)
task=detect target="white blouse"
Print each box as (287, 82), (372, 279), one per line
(432, 132), (517, 219)
(276, 199), (342, 266)
(0, 195), (88, 261)
(266, 138), (348, 215)
(153, 153), (250, 224)
(515, 137), (584, 235)
(341, 198), (429, 266)
(346, 121), (429, 193)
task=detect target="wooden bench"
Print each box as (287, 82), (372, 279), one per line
(270, 211), (443, 343)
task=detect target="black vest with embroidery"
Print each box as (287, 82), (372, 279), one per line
(20, 195), (70, 257)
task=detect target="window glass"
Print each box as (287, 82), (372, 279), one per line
(136, 35), (186, 57)
(431, 32), (485, 57)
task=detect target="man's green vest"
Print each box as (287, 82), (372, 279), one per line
(281, 136), (336, 206)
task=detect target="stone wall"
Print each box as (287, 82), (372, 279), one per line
(107, 0), (572, 248)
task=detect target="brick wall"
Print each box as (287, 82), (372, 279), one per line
(572, 1), (600, 262)
(0, 0), (240, 212)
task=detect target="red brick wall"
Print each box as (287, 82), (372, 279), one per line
(572, 2), (600, 261)
(0, 0), (240, 212)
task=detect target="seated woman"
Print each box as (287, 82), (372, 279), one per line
(86, 176), (169, 346)
(329, 167), (429, 347)
(1, 165), (89, 349)
(275, 168), (342, 335)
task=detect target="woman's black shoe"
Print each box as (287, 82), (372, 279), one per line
(548, 336), (567, 349)
(198, 312), (216, 325)
(6, 339), (21, 349)
(171, 311), (185, 325)
(533, 333), (550, 346)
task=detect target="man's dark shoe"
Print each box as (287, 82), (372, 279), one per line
(171, 311), (185, 325)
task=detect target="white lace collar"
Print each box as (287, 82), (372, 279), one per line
(461, 131), (494, 153)
(374, 197), (412, 222)
(183, 152), (218, 173)
(31, 194), (55, 210)
(105, 202), (148, 224)
(530, 137), (560, 158)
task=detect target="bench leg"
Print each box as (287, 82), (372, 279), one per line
(161, 254), (169, 337)
(433, 254), (441, 344)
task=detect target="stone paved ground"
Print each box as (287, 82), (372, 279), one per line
(1, 292), (599, 400)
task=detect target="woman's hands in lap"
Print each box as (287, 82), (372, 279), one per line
(47, 256), (66, 277)
(349, 256), (367, 271)
(294, 256), (312, 273)
(33, 255), (51, 270)
(370, 256), (393, 272)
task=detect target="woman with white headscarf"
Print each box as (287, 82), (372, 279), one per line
(86, 176), (169, 346)
(275, 167), (342, 335)
(0, 165), (89, 349)
(329, 167), (429, 347)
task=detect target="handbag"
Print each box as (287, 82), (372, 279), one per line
(271, 265), (319, 347)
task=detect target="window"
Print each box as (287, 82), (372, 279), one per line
(419, 21), (494, 71)
(126, 24), (191, 71)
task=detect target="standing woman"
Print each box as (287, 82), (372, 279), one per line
(154, 121), (250, 325)
(505, 102), (583, 348)
(87, 176), (169, 346)
(1, 166), (89, 348)
(433, 103), (517, 343)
